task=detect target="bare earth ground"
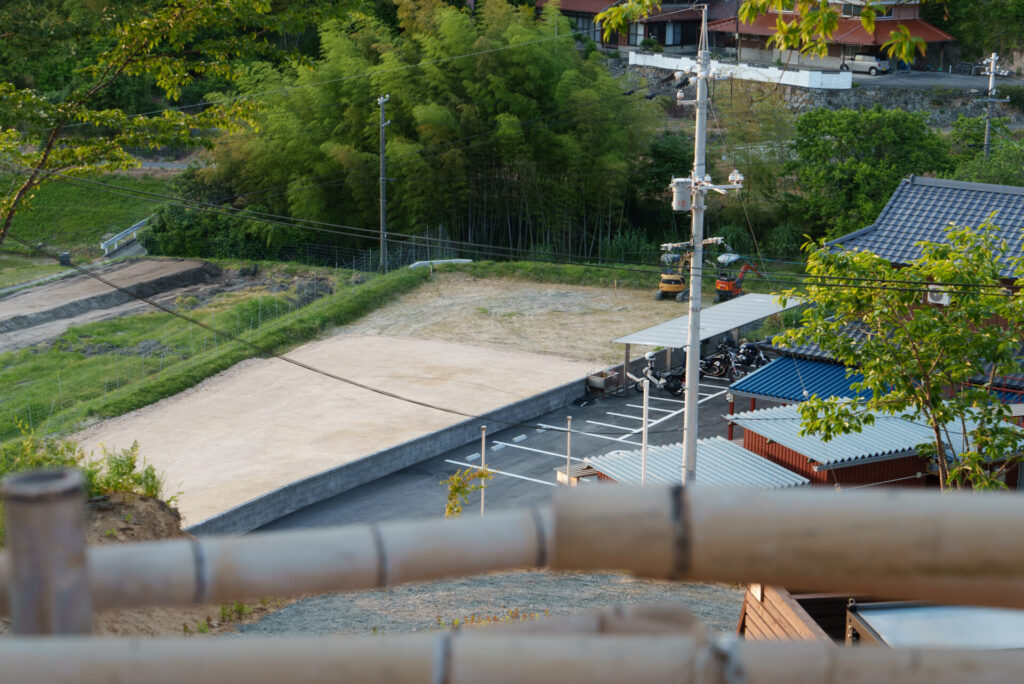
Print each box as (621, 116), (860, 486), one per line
(72, 272), (678, 527)
(74, 335), (594, 526)
(345, 272), (674, 367)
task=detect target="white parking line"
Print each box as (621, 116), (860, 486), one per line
(586, 419), (636, 431)
(444, 460), (556, 486)
(648, 396), (685, 405)
(699, 389), (728, 404)
(626, 404), (674, 413)
(538, 423), (642, 446)
(492, 441), (586, 463)
(606, 412), (644, 421)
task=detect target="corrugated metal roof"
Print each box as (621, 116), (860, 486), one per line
(613, 293), (803, 348)
(830, 176), (1024, 277)
(585, 436), (810, 488)
(727, 403), (970, 471)
(729, 357), (870, 403)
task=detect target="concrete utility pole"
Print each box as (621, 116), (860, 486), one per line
(983, 53), (1001, 159)
(377, 94), (390, 272)
(671, 5), (743, 486)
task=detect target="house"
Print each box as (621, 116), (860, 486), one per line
(584, 436), (810, 488)
(706, 0), (954, 69)
(536, 0), (733, 51)
(725, 403), (1021, 488)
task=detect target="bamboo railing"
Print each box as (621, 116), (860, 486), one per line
(4, 476), (1024, 619)
(5, 469), (1024, 682)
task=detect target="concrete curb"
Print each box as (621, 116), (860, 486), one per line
(186, 377), (588, 535)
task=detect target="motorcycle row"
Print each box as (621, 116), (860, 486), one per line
(633, 339), (770, 396)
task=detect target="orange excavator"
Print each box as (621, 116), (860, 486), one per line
(714, 253), (764, 302)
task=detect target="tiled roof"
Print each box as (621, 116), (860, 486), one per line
(729, 357), (870, 403)
(536, 0), (616, 14)
(830, 176), (1024, 277)
(768, 321), (871, 363)
(708, 14), (953, 45)
(585, 436), (809, 488)
(641, 4), (701, 22)
(727, 403), (972, 471)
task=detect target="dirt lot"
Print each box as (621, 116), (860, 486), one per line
(72, 271), (682, 527)
(343, 271), (682, 367)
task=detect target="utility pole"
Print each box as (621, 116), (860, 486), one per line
(377, 94), (390, 272)
(671, 5), (743, 486)
(980, 53), (1009, 159)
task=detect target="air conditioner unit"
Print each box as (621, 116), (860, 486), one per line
(926, 285), (950, 306)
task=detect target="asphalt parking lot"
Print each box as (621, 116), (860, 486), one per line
(261, 378), (734, 530)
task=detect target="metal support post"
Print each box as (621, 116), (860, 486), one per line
(641, 380), (650, 485)
(377, 94), (391, 273)
(565, 416), (572, 486)
(1, 469), (92, 634)
(480, 425), (487, 515)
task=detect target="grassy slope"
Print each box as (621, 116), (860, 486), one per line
(5, 174), (171, 255)
(0, 255), (64, 289)
(0, 266), (429, 443)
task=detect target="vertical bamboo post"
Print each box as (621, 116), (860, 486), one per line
(480, 426), (487, 516)
(566, 416), (573, 486)
(641, 380), (649, 485)
(1, 469), (92, 634)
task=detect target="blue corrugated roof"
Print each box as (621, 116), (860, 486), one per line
(585, 437), (809, 488)
(829, 176), (1024, 277)
(729, 357), (870, 402)
(727, 403), (975, 471)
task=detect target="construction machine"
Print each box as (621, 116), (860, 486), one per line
(714, 253), (764, 302)
(655, 238), (725, 302)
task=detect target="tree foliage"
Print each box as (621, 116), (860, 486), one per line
(777, 223), (1024, 490)
(441, 467), (493, 518)
(0, 0), (336, 252)
(176, 0), (659, 258)
(789, 106), (950, 239)
(921, 0), (1024, 61)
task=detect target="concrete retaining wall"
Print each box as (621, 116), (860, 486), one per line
(186, 377), (588, 535)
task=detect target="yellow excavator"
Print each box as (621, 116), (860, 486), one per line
(654, 237), (725, 302)
(654, 241), (691, 302)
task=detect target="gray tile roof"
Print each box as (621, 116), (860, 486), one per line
(585, 437), (809, 488)
(829, 175), (1024, 277)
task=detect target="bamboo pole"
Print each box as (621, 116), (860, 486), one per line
(550, 486), (1024, 608)
(1, 469), (92, 634)
(4, 486), (1024, 615)
(0, 633), (1022, 684)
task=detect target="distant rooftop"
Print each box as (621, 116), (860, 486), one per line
(585, 436), (810, 488)
(829, 176), (1024, 277)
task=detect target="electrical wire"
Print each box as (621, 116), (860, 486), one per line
(29, 169), (1021, 298)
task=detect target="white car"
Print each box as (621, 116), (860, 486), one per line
(841, 54), (890, 75)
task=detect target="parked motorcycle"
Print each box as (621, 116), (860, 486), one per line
(634, 352), (685, 396)
(735, 339), (770, 370)
(699, 341), (747, 381)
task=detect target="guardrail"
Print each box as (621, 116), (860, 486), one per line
(100, 216), (151, 256)
(630, 51), (853, 90)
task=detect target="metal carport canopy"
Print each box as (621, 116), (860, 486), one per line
(613, 293), (803, 348)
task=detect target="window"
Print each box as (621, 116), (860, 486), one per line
(666, 21), (681, 46)
(567, 13), (601, 42)
(622, 22), (638, 46)
(843, 2), (893, 18)
(842, 3), (861, 16)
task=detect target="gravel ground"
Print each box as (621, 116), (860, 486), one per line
(238, 571), (744, 636)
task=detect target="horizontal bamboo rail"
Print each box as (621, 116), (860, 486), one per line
(1, 633), (1022, 684)
(3, 485), (1024, 616)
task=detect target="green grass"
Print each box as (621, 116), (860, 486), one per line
(0, 265), (429, 443)
(4, 174), (172, 256)
(0, 255), (65, 289)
